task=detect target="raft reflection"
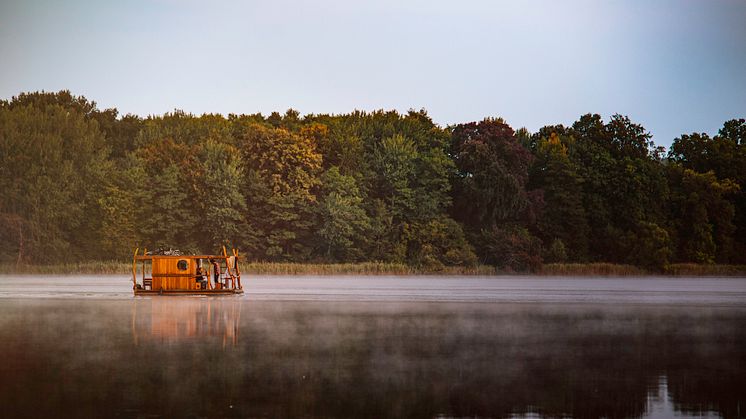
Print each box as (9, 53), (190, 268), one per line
(0, 300), (744, 418)
(132, 297), (240, 345)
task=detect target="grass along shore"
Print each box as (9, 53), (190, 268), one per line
(0, 261), (495, 276)
(0, 261), (745, 276)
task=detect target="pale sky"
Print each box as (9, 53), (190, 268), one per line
(1, 0), (744, 148)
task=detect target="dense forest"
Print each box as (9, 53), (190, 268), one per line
(0, 91), (743, 271)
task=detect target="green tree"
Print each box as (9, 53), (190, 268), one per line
(529, 132), (589, 261)
(195, 140), (247, 251)
(405, 216), (477, 270)
(669, 120), (746, 262)
(0, 100), (109, 263)
(367, 199), (403, 262)
(569, 114), (668, 264)
(315, 167), (371, 261)
(309, 123), (366, 176)
(132, 137), (202, 251)
(97, 155), (148, 258)
(3, 90), (99, 117)
(667, 167), (739, 263)
(236, 123), (322, 261)
(140, 164), (199, 250)
(624, 222), (672, 271)
(371, 134), (419, 222)
(136, 110), (232, 147)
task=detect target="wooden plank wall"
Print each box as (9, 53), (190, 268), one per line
(151, 258), (199, 291)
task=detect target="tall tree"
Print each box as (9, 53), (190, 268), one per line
(236, 123), (322, 261)
(97, 154), (148, 258)
(315, 167), (371, 261)
(450, 118), (540, 269)
(667, 167), (739, 263)
(529, 131), (589, 261)
(0, 100), (109, 262)
(669, 119), (746, 262)
(450, 118), (535, 229)
(134, 138), (201, 251)
(195, 140), (247, 251)
(140, 164), (199, 250)
(570, 114), (669, 264)
(371, 134), (420, 222)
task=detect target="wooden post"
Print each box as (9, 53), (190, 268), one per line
(233, 249), (242, 289)
(132, 247), (139, 290)
(221, 247), (232, 289)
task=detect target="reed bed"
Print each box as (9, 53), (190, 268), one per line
(0, 261), (132, 275)
(540, 263), (647, 276)
(542, 263), (746, 277)
(0, 261), (496, 276)
(1, 261), (743, 277)
(244, 262), (415, 275)
(664, 263), (746, 277)
(243, 262), (497, 276)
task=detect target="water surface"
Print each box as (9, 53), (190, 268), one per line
(0, 275), (744, 418)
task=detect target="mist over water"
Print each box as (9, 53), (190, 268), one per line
(0, 276), (744, 418)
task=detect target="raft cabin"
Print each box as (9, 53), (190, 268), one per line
(132, 247), (243, 295)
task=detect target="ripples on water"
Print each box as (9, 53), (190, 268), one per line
(0, 296), (744, 418)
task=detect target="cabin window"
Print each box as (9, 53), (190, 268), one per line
(177, 260), (188, 271)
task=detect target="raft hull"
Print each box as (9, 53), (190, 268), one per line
(134, 288), (244, 296)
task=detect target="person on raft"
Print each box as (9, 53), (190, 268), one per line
(210, 258), (221, 289)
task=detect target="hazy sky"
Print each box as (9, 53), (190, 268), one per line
(1, 0), (744, 148)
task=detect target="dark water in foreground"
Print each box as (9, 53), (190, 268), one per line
(0, 276), (744, 418)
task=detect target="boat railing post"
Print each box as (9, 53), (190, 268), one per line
(222, 246), (236, 290)
(233, 249), (242, 290)
(224, 255), (235, 290)
(132, 247), (139, 290)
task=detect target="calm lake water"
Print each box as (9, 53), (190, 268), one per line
(0, 275), (744, 418)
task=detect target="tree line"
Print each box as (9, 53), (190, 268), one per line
(0, 91), (743, 270)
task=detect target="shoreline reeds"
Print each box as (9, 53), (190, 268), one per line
(0, 261), (743, 277)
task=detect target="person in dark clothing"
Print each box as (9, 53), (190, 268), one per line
(210, 258), (221, 289)
(195, 262), (206, 289)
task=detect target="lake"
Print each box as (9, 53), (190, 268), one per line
(0, 275), (744, 418)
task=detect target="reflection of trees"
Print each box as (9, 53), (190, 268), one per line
(0, 302), (744, 418)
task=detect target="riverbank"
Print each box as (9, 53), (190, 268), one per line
(1, 261), (745, 276)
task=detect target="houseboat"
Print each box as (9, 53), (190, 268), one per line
(132, 247), (243, 295)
